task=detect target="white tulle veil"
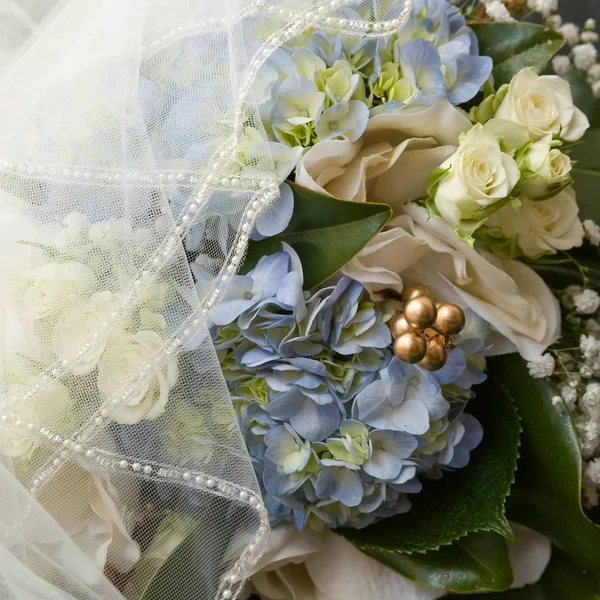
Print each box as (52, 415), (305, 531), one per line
(0, 1), (411, 598)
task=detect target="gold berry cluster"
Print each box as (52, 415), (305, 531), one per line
(389, 283), (466, 372)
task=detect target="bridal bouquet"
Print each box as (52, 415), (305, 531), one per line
(1, 0), (600, 599)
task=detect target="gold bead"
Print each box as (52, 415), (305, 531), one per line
(418, 337), (448, 371)
(434, 302), (466, 336)
(402, 283), (432, 302)
(393, 331), (427, 364)
(404, 296), (437, 329)
(389, 312), (412, 338)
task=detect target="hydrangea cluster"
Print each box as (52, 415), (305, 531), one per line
(211, 245), (485, 530)
(255, 0), (491, 154)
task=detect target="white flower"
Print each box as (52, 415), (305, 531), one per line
(519, 141), (572, 199)
(296, 100), (471, 207)
(546, 15), (562, 29)
(592, 80), (600, 99)
(89, 221), (113, 247)
(573, 289), (600, 314)
(356, 205), (561, 359)
(585, 18), (597, 30)
(526, 0), (557, 17)
(581, 31), (600, 43)
(249, 523), (550, 600)
(494, 69), (589, 141)
(580, 334), (600, 359)
(584, 460), (600, 507)
(37, 464), (140, 581)
(433, 123), (520, 229)
(588, 64), (600, 83)
(527, 353), (555, 378)
(583, 220), (600, 245)
(97, 330), (179, 424)
(485, 1), (514, 22)
(53, 212), (90, 251)
(583, 383), (600, 407)
(552, 55), (572, 77)
(21, 261), (96, 320)
(485, 188), (584, 257)
(51, 291), (114, 375)
(0, 402), (38, 458)
(561, 384), (578, 409)
(0, 377), (74, 458)
(572, 43), (598, 71)
(558, 23), (581, 46)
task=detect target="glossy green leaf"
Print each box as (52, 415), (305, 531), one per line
(242, 182), (391, 289)
(367, 531), (513, 593)
(487, 355), (600, 573)
(566, 71), (600, 129)
(341, 379), (520, 555)
(470, 22), (565, 86)
(570, 128), (600, 224)
(463, 547), (600, 599)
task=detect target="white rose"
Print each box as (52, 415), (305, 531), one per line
(249, 523), (550, 600)
(51, 291), (114, 375)
(97, 330), (179, 424)
(519, 141), (572, 199)
(433, 123), (520, 229)
(0, 376), (74, 458)
(296, 100), (472, 211)
(347, 204), (560, 360)
(0, 402), (38, 458)
(295, 100), (471, 296)
(22, 261), (96, 319)
(35, 464), (140, 583)
(486, 188), (584, 257)
(495, 68), (590, 141)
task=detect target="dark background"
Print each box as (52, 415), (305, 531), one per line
(561, 0), (600, 24)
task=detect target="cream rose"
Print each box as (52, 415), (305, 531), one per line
(433, 123), (520, 229)
(347, 205), (561, 359)
(97, 330), (179, 424)
(248, 523), (550, 600)
(0, 376), (74, 458)
(22, 261), (96, 320)
(486, 187), (584, 258)
(51, 291), (114, 375)
(296, 100), (472, 212)
(495, 69), (589, 141)
(519, 141), (572, 199)
(36, 464), (140, 584)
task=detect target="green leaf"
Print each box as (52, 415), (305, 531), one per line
(470, 22), (565, 87)
(570, 128), (600, 223)
(367, 531), (513, 593)
(566, 71), (600, 129)
(341, 378), (520, 555)
(487, 355), (600, 573)
(463, 547), (600, 599)
(242, 182), (391, 289)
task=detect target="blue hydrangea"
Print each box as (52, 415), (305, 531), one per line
(211, 248), (487, 531)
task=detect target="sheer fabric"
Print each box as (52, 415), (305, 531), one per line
(0, 1), (410, 598)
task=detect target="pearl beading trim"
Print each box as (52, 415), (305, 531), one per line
(0, 159), (270, 190)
